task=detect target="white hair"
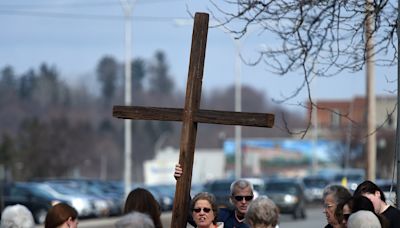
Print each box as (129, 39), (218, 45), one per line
(347, 210), (381, 228)
(0, 204), (35, 228)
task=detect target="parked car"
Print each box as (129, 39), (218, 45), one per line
(42, 179), (123, 216)
(263, 178), (307, 219)
(0, 182), (69, 224)
(317, 168), (365, 192)
(32, 182), (104, 218)
(302, 175), (330, 203)
(146, 184), (175, 211)
(203, 179), (235, 208)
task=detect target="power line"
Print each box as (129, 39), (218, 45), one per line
(0, 0), (184, 9)
(0, 9), (189, 22)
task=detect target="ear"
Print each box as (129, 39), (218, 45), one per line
(66, 217), (73, 227)
(229, 196), (234, 205)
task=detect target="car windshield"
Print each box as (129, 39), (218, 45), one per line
(303, 178), (328, 188)
(265, 183), (297, 194)
(208, 181), (231, 191)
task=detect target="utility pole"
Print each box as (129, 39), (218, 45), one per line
(119, 0), (136, 199)
(395, 0), (400, 208)
(365, 0), (376, 181)
(234, 39), (242, 179)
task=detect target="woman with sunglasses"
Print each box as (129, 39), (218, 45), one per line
(175, 164), (253, 227)
(191, 192), (224, 228)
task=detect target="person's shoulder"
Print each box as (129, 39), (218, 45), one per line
(218, 207), (234, 217)
(115, 211), (155, 228)
(386, 205), (400, 215)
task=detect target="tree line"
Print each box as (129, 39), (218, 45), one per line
(0, 50), (303, 182)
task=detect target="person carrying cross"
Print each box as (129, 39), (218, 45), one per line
(175, 164), (253, 228)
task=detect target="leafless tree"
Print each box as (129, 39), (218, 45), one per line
(200, 0), (397, 136)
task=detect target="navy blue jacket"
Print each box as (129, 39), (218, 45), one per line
(217, 208), (249, 228)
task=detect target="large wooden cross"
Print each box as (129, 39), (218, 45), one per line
(113, 12), (275, 228)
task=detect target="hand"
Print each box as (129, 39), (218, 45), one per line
(174, 163), (183, 180)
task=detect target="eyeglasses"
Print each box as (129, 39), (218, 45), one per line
(193, 207), (211, 213)
(323, 204), (335, 209)
(233, 195), (254, 201)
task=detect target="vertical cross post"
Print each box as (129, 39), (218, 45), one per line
(170, 12), (209, 228)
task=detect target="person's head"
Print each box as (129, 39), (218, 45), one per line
(44, 203), (78, 228)
(353, 181), (386, 214)
(0, 204), (35, 228)
(190, 192), (218, 228)
(124, 188), (162, 228)
(230, 179), (254, 217)
(115, 212), (155, 228)
(322, 184), (352, 226)
(347, 210), (381, 228)
(335, 197), (353, 227)
(352, 195), (375, 213)
(245, 196), (279, 228)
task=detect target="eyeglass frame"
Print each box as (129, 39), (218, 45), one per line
(232, 195), (254, 202)
(192, 207), (212, 213)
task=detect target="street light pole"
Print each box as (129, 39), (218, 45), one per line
(119, 0), (136, 199)
(234, 39), (242, 179)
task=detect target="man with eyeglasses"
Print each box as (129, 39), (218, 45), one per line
(174, 164), (253, 227)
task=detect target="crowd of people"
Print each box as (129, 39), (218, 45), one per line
(323, 180), (400, 228)
(1, 167), (399, 228)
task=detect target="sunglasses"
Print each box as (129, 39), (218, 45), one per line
(233, 195), (254, 201)
(193, 207), (211, 213)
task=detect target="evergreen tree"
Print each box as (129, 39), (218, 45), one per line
(97, 56), (118, 103)
(148, 51), (174, 95)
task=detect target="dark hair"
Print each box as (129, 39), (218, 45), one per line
(45, 203), (78, 228)
(334, 197), (353, 224)
(352, 195), (375, 213)
(124, 188), (163, 228)
(335, 195), (389, 228)
(190, 192), (218, 225)
(353, 180), (386, 202)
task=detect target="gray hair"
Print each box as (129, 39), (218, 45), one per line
(115, 212), (155, 228)
(230, 179), (254, 196)
(347, 210), (382, 228)
(0, 204), (35, 228)
(323, 184), (351, 205)
(245, 196), (279, 227)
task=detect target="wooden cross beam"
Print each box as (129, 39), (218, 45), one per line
(113, 12), (275, 228)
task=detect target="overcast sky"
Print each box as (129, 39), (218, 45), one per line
(0, 0), (396, 111)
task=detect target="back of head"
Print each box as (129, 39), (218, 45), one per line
(352, 195), (375, 213)
(0, 204), (35, 228)
(347, 210), (381, 228)
(45, 203), (78, 228)
(115, 211), (155, 228)
(354, 180), (385, 202)
(124, 188), (162, 228)
(245, 196), (279, 228)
